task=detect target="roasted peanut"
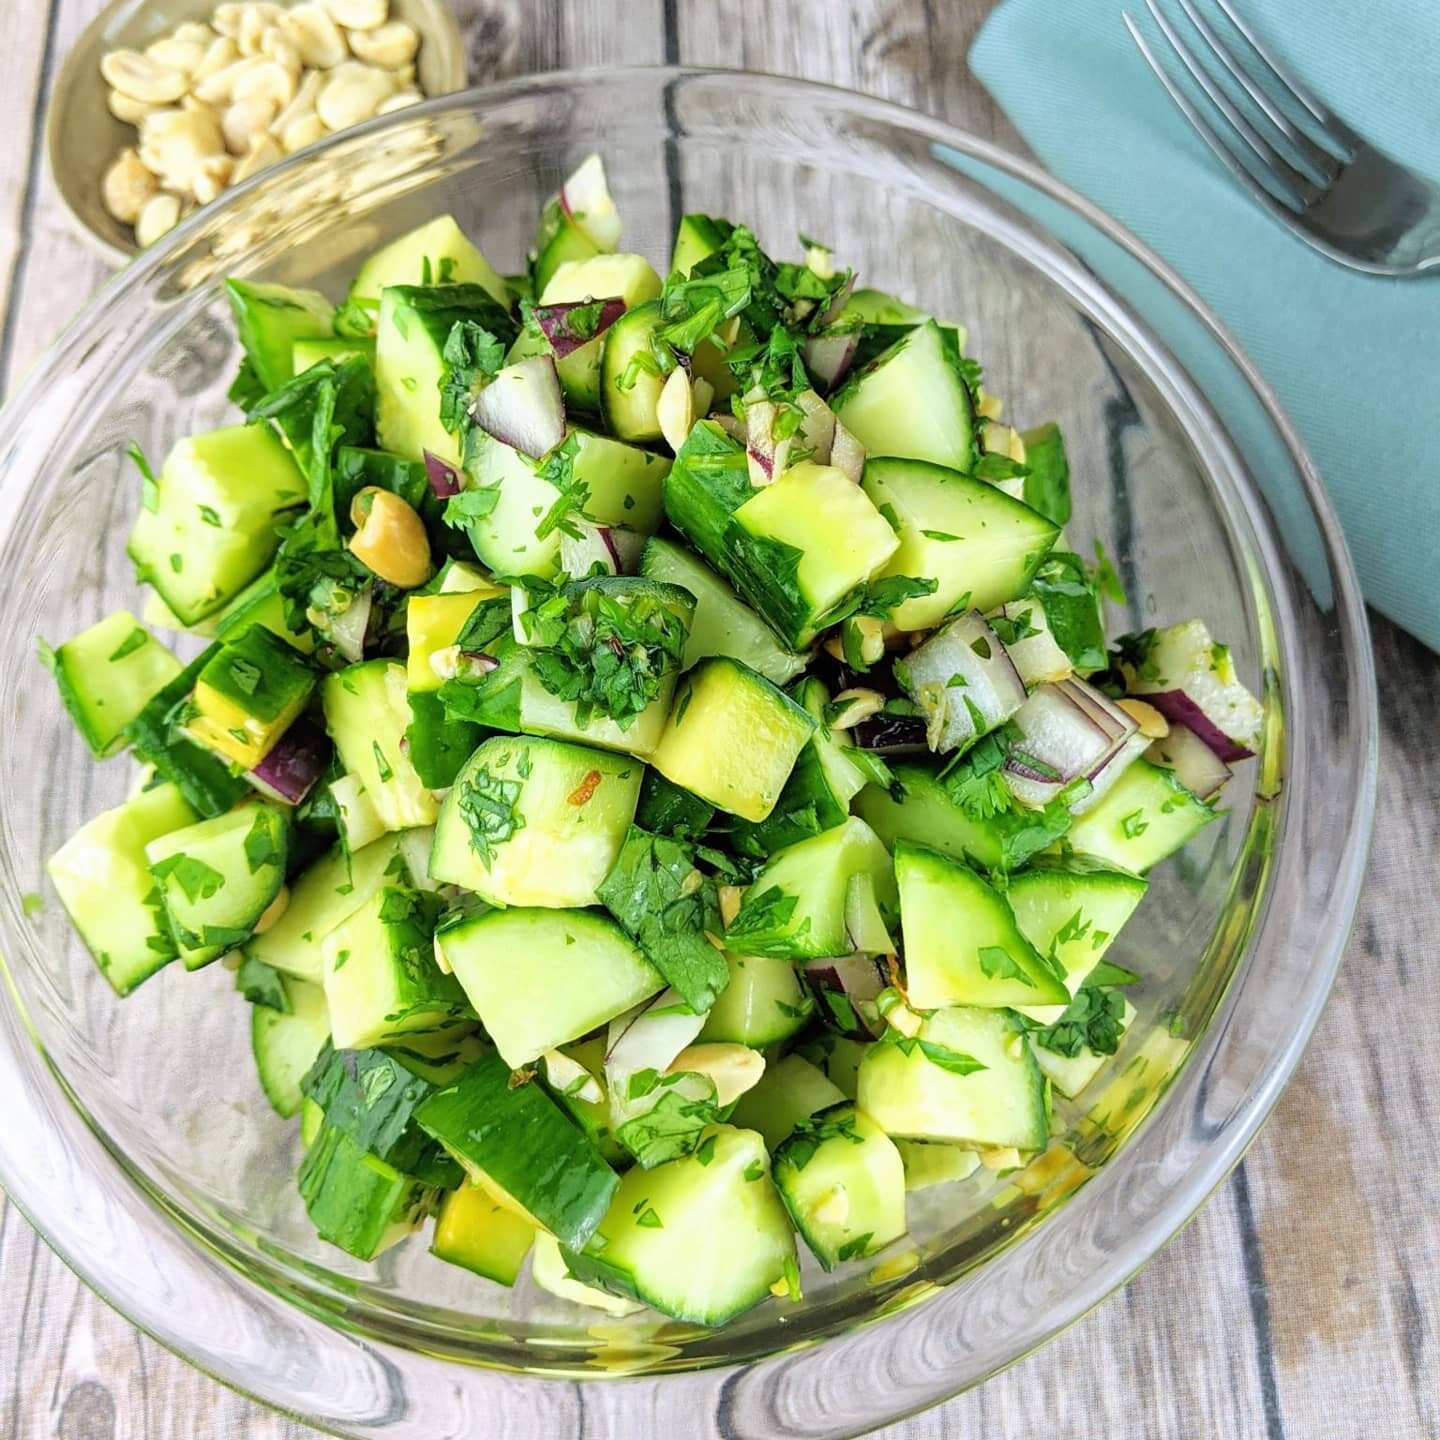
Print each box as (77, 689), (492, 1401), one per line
(349, 487), (432, 588)
(101, 49), (190, 105)
(101, 147), (159, 224)
(346, 19), (419, 68)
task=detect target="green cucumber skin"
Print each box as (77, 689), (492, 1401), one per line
(124, 645), (252, 818)
(417, 1050), (618, 1249)
(298, 1122), (437, 1262)
(301, 1043), (461, 1188)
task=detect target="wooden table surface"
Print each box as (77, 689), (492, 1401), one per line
(2, 2), (1436, 1437)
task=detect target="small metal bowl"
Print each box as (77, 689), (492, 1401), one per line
(46, 0), (467, 264)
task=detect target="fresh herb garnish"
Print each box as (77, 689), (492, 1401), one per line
(521, 577), (689, 728)
(455, 765), (524, 868)
(439, 321), (505, 436)
(1032, 986), (1126, 1058)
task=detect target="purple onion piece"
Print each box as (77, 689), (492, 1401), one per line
(1147, 719), (1234, 799)
(1143, 689), (1255, 762)
(533, 297), (626, 359)
(422, 450), (461, 498)
(830, 419), (865, 483)
(803, 953), (887, 1038)
(1003, 681), (1124, 808)
(816, 274), (856, 330)
(327, 585), (372, 665)
(469, 355), (567, 460)
(457, 650), (500, 677)
(1055, 676), (1135, 744)
(800, 330), (859, 393)
(849, 713), (929, 753)
(1074, 731), (1150, 812)
(248, 717), (332, 805)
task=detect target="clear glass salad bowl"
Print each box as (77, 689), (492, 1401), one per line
(0, 68), (1375, 1440)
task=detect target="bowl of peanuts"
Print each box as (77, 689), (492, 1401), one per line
(47, 0), (466, 262)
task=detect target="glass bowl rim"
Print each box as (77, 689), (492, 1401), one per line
(0, 64), (1377, 1436)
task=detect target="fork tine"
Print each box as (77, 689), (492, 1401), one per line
(1210, 0), (1360, 157)
(1123, 12), (1308, 219)
(1140, 0), (1315, 208)
(1170, 0), (1338, 187)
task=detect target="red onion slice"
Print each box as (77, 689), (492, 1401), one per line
(1003, 681), (1128, 808)
(1142, 690), (1254, 763)
(560, 154), (622, 251)
(533, 297), (626, 359)
(423, 449), (461, 498)
(560, 522), (645, 578)
(1120, 619), (1262, 759)
(1146, 720), (1233, 801)
(800, 330), (859, 393)
(247, 716), (331, 805)
(1056, 676), (1134, 744)
(899, 610), (1026, 753)
(803, 953), (887, 1038)
(829, 419), (865, 483)
(326, 585), (372, 664)
(469, 355), (567, 460)
(1072, 731), (1149, 813)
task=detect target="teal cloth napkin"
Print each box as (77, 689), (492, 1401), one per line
(969, 0), (1440, 651)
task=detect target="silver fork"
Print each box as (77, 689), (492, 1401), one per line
(1124, 0), (1440, 276)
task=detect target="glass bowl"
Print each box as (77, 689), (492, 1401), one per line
(0, 68), (1375, 1439)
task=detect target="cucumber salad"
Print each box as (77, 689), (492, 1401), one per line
(41, 155), (1262, 1327)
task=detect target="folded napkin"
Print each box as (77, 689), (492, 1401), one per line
(970, 0), (1440, 651)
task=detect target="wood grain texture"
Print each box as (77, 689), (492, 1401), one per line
(2, 2), (1437, 1438)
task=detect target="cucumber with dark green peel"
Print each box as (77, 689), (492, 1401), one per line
(1063, 759), (1217, 873)
(599, 300), (670, 442)
(251, 977), (330, 1119)
(350, 214), (511, 310)
(639, 536), (808, 687)
(301, 1042), (461, 1188)
(649, 657), (815, 823)
(861, 456), (1059, 631)
(417, 1050), (617, 1249)
(375, 283), (518, 470)
(322, 884), (468, 1050)
(226, 278), (334, 392)
(854, 758), (1072, 875)
(182, 624), (317, 772)
(665, 426), (902, 650)
(431, 1182), (536, 1285)
(698, 951), (812, 1048)
(728, 1054), (846, 1151)
(833, 320), (977, 472)
(298, 1121), (439, 1261)
(243, 831), (428, 986)
(1004, 858), (1148, 997)
(128, 424), (307, 625)
(322, 661), (439, 833)
(460, 427), (669, 579)
(47, 782), (197, 996)
(728, 676), (867, 858)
